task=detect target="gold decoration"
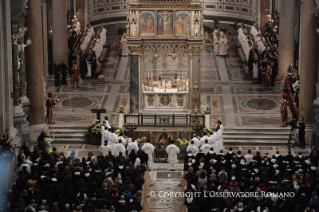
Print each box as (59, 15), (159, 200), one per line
(147, 95), (154, 106)
(162, 95), (169, 106)
(177, 95), (184, 106)
(128, 44), (140, 55)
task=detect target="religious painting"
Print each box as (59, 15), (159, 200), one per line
(139, 12), (155, 36)
(157, 133), (170, 149)
(157, 11), (174, 36)
(174, 12), (192, 36)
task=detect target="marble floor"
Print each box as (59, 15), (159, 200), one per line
(43, 35), (306, 211)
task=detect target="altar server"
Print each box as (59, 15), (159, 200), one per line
(110, 129), (118, 152)
(166, 140), (180, 171)
(127, 137), (139, 155)
(113, 139), (126, 157)
(101, 140), (112, 156)
(186, 140), (198, 156)
(191, 134), (200, 148)
(141, 140), (155, 171)
(208, 132), (218, 153)
(215, 126), (224, 154)
(118, 133), (127, 146)
(200, 133), (209, 146)
(200, 139), (211, 155)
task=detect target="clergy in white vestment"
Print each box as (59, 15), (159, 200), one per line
(141, 140), (155, 170)
(186, 140), (198, 156)
(214, 39), (219, 55)
(244, 150), (253, 164)
(217, 120), (224, 132)
(118, 135), (127, 146)
(218, 35), (228, 56)
(101, 121), (107, 146)
(252, 62), (259, 79)
(127, 137), (139, 155)
(166, 141), (180, 171)
(104, 116), (112, 129)
(162, 79), (172, 89)
(200, 139), (211, 155)
(113, 139), (126, 157)
(101, 141), (112, 156)
(110, 130), (118, 153)
(215, 130), (223, 154)
(200, 134), (209, 146)
(191, 134), (200, 148)
(208, 133), (218, 153)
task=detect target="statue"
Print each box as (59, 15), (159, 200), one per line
(192, 81), (199, 108)
(194, 21), (201, 37)
(130, 10), (138, 24)
(193, 11), (201, 23)
(121, 33), (129, 56)
(130, 20), (138, 37)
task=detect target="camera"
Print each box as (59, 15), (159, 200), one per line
(287, 119), (297, 128)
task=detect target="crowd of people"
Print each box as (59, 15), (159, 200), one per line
(237, 22), (278, 88)
(182, 145), (319, 212)
(4, 128), (155, 212)
(0, 129), (16, 159)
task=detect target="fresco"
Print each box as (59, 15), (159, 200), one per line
(174, 12), (191, 36)
(139, 12), (155, 36)
(157, 11), (174, 36)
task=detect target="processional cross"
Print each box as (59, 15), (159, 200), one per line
(91, 109), (106, 123)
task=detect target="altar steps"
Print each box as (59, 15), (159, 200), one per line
(49, 125), (87, 144)
(223, 127), (292, 146)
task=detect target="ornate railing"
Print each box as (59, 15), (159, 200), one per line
(124, 114), (205, 128)
(284, 80), (299, 119)
(134, 0), (199, 3)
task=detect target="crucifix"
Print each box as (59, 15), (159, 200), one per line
(91, 109), (106, 123)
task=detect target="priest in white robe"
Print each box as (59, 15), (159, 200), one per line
(118, 135), (127, 146)
(200, 134), (209, 146)
(166, 140), (180, 171)
(141, 140), (155, 171)
(162, 78), (172, 89)
(110, 131), (118, 153)
(208, 133), (218, 153)
(113, 139), (126, 157)
(101, 141), (112, 156)
(191, 134), (200, 148)
(186, 140), (198, 156)
(200, 139), (211, 155)
(121, 34), (129, 56)
(127, 137), (139, 155)
(215, 130), (223, 154)
(218, 35), (228, 56)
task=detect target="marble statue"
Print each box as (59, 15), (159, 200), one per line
(193, 11), (201, 23)
(18, 38), (32, 52)
(194, 21), (201, 37)
(121, 33), (129, 56)
(130, 21), (138, 37)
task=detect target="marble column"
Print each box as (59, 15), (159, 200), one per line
(299, 0), (319, 126)
(128, 45), (140, 114)
(25, 0), (45, 126)
(138, 54), (144, 110)
(11, 36), (20, 107)
(277, 0), (295, 76)
(190, 45), (202, 111)
(52, 0), (68, 65)
(42, 0), (49, 83)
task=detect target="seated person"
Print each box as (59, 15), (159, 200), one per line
(172, 74), (180, 88)
(152, 76), (161, 88)
(162, 78), (172, 89)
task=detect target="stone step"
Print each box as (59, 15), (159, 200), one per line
(53, 133), (85, 138)
(54, 138), (87, 143)
(223, 131), (290, 135)
(224, 139), (291, 145)
(223, 134), (288, 139)
(50, 129), (87, 134)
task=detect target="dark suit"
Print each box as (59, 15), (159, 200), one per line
(134, 176), (145, 191)
(61, 63), (68, 85)
(298, 121), (306, 148)
(54, 63), (60, 87)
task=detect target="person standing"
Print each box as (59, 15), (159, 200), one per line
(141, 140), (155, 171)
(297, 118), (306, 149)
(54, 60), (60, 87)
(45, 91), (59, 124)
(166, 140), (180, 171)
(61, 60), (68, 85)
(280, 94), (288, 127)
(71, 60), (80, 88)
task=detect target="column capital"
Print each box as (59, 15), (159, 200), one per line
(128, 44), (140, 55)
(12, 34), (21, 44)
(18, 27), (28, 37)
(138, 54), (143, 59)
(189, 45), (202, 56)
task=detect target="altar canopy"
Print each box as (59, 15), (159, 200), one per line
(126, 0), (204, 113)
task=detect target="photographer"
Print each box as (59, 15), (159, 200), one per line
(296, 118), (306, 149)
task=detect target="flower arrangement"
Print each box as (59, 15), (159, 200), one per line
(137, 137), (147, 148)
(175, 138), (189, 151)
(84, 121), (102, 145)
(204, 104), (211, 115)
(115, 128), (125, 136)
(118, 105), (125, 113)
(192, 107), (200, 124)
(203, 128), (214, 136)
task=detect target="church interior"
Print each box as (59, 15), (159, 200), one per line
(1, 0), (319, 211)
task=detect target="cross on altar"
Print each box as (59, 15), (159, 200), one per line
(91, 109), (106, 123)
